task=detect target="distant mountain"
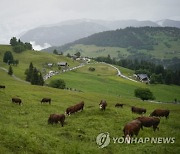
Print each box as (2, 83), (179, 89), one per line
(156, 19), (180, 28)
(20, 19), (180, 48)
(20, 21), (108, 46)
(46, 27), (180, 51)
(93, 19), (159, 29)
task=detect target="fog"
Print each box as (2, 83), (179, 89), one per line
(0, 0), (180, 44)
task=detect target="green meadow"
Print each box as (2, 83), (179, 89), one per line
(0, 45), (180, 153)
(62, 41), (180, 59)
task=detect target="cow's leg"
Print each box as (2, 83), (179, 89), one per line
(153, 125), (156, 131)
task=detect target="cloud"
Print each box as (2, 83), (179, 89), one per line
(30, 41), (51, 51)
(0, 0), (180, 44)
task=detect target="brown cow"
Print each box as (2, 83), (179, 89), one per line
(0, 85), (5, 89)
(123, 119), (142, 137)
(99, 100), (107, 110)
(136, 116), (160, 131)
(115, 103), (124, 108)
(41, 98), (51, 104)
(12, 98), (22, 105)
(150, 109), (170, 119)
(131, 106), (146, 114)
(48, 114), (65, 127)
(66, 101), (84, 115)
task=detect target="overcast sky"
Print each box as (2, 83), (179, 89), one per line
(1, 0), (180, 44)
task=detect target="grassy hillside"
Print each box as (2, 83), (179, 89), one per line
(48, 63), (180, 102)
(1, 67), (180, 153)
(45, 27), (180, 62)
(0, 45), (180, 153)
(0, 45), (80, 80)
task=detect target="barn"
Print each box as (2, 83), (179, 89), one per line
(137, 74), (150, 83)
(57, 62), (68, 67)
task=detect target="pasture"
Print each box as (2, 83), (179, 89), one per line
(0, 45), (80, 80)
(0, 64), (180, 153)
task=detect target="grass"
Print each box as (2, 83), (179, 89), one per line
(62, 42), (180, 60)
(0, 45), (80, 80)
(48, 63), (180, 102)
(0, 69), (180, 153)
(0, 45), (180, 153)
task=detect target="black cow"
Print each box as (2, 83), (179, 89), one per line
(41, 98), (51, 104)
(115, 103), (124, 108)
(0, 85), (5, 89)
(12, 98), (22, 105)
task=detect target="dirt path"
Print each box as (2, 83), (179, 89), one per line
(0, 67), (30, 84)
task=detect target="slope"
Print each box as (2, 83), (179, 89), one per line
(0, 63), (180, 153)
(0, 45), (80, 80)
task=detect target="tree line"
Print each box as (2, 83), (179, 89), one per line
(56, 27), (180, 52)
(10, 37), (33, 53)
(94, 55), (180, 85)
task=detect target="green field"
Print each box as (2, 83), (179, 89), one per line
(62, 42), (180, 60)
(0, 45), (180, 153)
(0, 45), (80, 80)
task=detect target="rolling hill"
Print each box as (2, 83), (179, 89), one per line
(45, 27), (180, 68)
(20, 19), (180, 48)
(0, 45), (180, 153)
(0, 45), (80, 80)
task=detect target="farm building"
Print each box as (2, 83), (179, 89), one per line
(137, 74), (150, 83)
(47, 63), (53, 67)
(57, 62), (68, 67)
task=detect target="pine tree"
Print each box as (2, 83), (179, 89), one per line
(8, 65), (13, 76)
(25, 62), (34, 82)
(31, 68), (39, 85)
(38, 72), (44, 86)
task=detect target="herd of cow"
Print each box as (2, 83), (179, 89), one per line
(1, 85), (170, 138)
(115, 103), (170, 137)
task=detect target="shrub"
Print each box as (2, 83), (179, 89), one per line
(49, 79), (66, 89)
(88, 67), (95, 71)
(8, 66), (13, 76)
(134, 88), (155, 101)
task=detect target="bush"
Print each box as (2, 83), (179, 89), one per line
(88, 67), (95, 71)
(8, 66), (13, 76)
(134, 88), (155, 101)
(3, 51), (14, 64)
(49, 79), (66, 89)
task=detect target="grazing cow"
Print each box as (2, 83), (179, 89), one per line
(115, 103), (124, 108)
(12, 98), (22, 105)
(131, 106), (146, 114)
(66, 101), (84, 115)
(99, 100), (107, 111)
(0, 85), (5, 89)
(150, 109), (170, 119)
(123, 120), (142, 137)
(41, 98), (51, 104)
(48, 114), (65, 127)
(136, 116), (160, 131)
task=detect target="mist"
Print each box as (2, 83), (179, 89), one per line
(0, 0), (180, 44)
